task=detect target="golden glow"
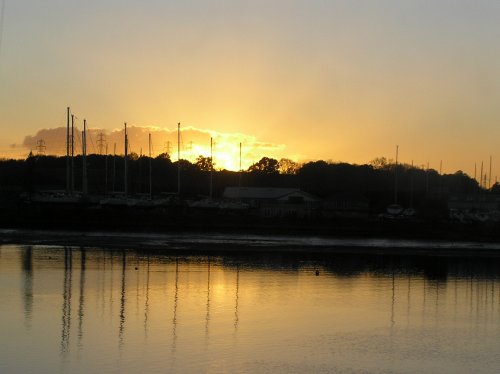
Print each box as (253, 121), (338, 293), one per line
(2, 2), (500, 178)
(183, 136), (245, 171)
(212, 148), (239, 172)
(176, 127), (287, 171)
(21, 125), (287, 171)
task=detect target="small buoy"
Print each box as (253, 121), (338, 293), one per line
(315, 270), (320, 276)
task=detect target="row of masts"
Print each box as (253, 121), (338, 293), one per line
(66, 109), (89, 197)
(66, 107), (82, 196)
(64, 108), (494, 202)
(474, 157), (495, 189)
(393, 145), (494, 209)
(64, 108), (238, 200)
(124, 123), (153, 198)
(65, 109), (156, 199)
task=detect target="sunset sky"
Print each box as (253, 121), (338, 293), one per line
(0, 1), (499, 175)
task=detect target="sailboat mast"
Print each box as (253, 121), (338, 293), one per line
(105, 143), (108, 194)
(71, 114), (75, 195)
(112, 143), (116, 193)
(124, 123), (128, 198)
(210, 137), (213, 199)
(66, 107), (70, 194)
(425, 162), (429, 195)
(394, 145), (398, 205)
(82, 119), (87, 196)
(480, 161), (484, 189)
(237, 142), (243, 200)
(177, 122), (181, 195)
(149, 133), (152, 199)
(489, 155), (492, 189)
(410, 160), (414, 209)
(439, 160), (443, 197)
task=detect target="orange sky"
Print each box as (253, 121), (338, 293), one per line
(20, 124), (287, 171)
(1, 2), (500, 177)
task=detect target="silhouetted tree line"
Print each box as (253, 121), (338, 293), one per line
(0, 153), (489, 213)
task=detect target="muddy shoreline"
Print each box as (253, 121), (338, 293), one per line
(2, 228), (500, 257)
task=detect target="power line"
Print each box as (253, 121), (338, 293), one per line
(36, 139), (46, 155)
(87, 127), (97, 154)
(150, 137), (155, 157)
(74, 126), (83, 155)
(97, 132), (106, 155)
(164, 141), (171, 156)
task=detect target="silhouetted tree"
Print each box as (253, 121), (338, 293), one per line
(490, 182), (500, 194)
(195, 155), (213, 171)
(248, 157), (279, 174)
(128, 152), (139, 161)
(155, 152), (171, 161)
(278, 158), (300, 174)
(0, 153), (484, 217)
(370, 157), (390, 169)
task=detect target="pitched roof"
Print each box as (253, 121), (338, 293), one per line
(223, 187), (301, 200)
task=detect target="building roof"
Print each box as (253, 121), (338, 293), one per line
(223, 187), (302, 200)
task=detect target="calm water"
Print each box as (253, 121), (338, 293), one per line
(1, 244), (500, 373)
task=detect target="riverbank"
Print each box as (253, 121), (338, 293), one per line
(2, 201), (500, 248)
(2, 228), (500, 256)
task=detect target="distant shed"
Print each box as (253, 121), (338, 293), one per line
(223, 187), (319, 203)
(222, 187), (321, 218)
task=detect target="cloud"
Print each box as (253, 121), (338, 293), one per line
(21, 125), (288, 170)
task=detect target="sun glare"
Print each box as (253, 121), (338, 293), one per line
(214, 150), (239, 171)
(21, 124), (285, 171)
(186, 142), (242, 171)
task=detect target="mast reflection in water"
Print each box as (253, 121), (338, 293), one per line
(0, 245), (500, 373)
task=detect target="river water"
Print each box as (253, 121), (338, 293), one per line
(1, 244), (500, 373)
